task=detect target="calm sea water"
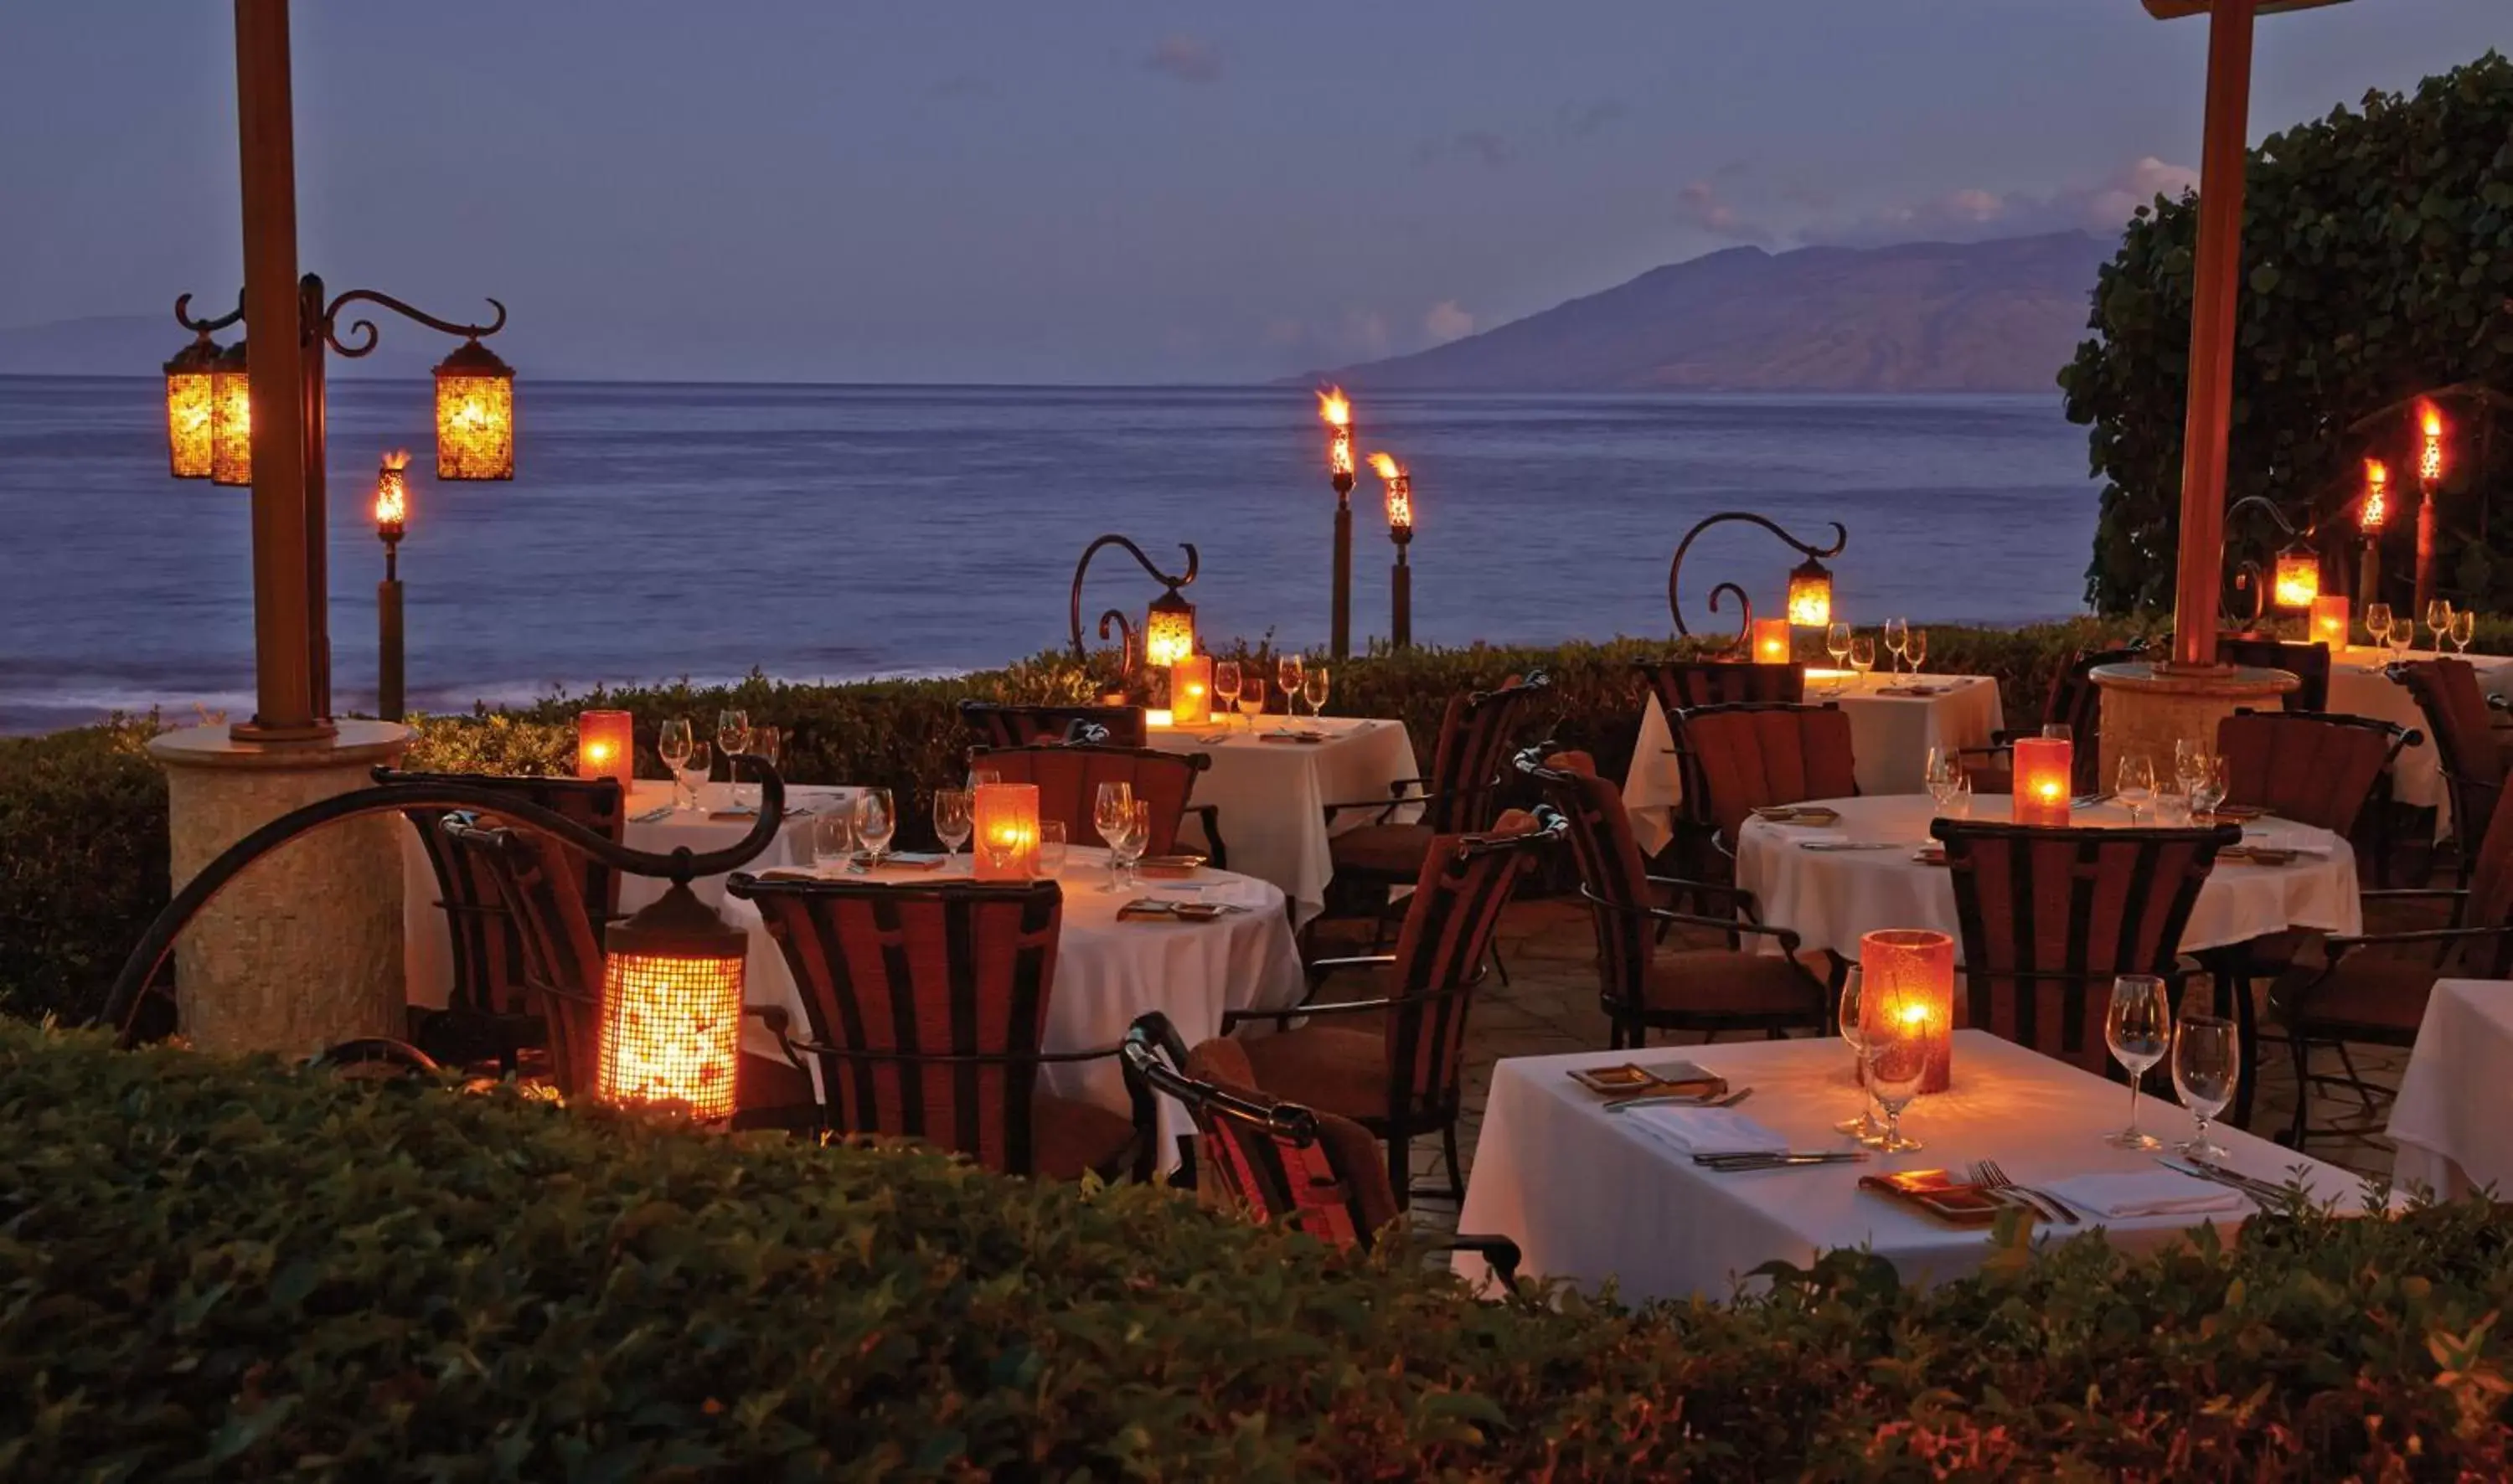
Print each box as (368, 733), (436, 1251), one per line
(0, 378), (2097, 734)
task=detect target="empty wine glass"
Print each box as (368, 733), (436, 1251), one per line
(2173, 737), (2208, 794)
(1864, 989), (1928, 1153)
(2118, 753), (2156, 823)
(2172, 1013), (2241, 1161)
(2389, 616), (2417, 659)
(1923, 747), (1964, 811)
(2453, 610), (2476, 654)
(1109, 800), (1152, 889)
(854, 787), (895, 866)
(1277, 655), (1305, 719)
(979, 825), (1021, 879)
(1833, 970), (1883, 1142)
(1037, 820), (1068, 876)
(2428, 599), (2455, 655)
(1303, 664), (1330, 719)
(1903, 627), (1928, 675)
(676, 740), (711, 813)
(1093, 781), (1135, 892)
(2041, 723), (2072, 742)
(751, 726), (782, 809)
(1213, 662), (1242, 732)
(967, 767), (1002, 791)
(1882, 617), (1908, 676)
(1237, 673), (1268, 729)
(2104, 975), (2173, 1150)
(1825, 621), (1852, 687)
(658, 719), (694, 809)
(812, 809), (855, 873)
(2190, 754), (2229, 822)
(2363, 601), (2393, 652)
(715, 709), (751, 806)
(933, 787), (973, 860)
(1848, 635), (1876, 688)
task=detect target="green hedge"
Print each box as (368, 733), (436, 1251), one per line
(3, 1017), (2508, 1478)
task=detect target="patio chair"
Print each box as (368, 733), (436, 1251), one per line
(438, 815), (611, 1097)
(1637, 658), (1805, 714)
(1318, 674), (1551, 931)
(1220, 812), (1560, 1209)
(959, 699), (1148, 751)
(2390, 658), (2513, 880)
(1520, 748), (1829, 1049)
(2269, 772), (2513, 1152)
(726, 873), (1156, 1182)
(387, 770), (623, 1071)
(967, 741), (1226, 868)
(1955, 642), (2144, 796)
(1934, 817), (2237, 1078)
(1120, 1012), (1521, 1285)
(2216, 635), (2332, 713)
(2217, 707), (2414, 889)
(1669, 701), (1858, 864)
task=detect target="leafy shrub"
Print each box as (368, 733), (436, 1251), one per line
(0, 719), (168, 1025)
(4, 1017), (2511, 1479)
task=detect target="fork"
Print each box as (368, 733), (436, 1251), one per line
(1971, 1159), (2079, 1224)
(1603, 1086), (1754, 1114)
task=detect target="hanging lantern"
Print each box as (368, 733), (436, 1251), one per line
(973, 782), (1042, 881)
(209, 339), (252, 487)
(2309, 595), (2350, 649)
(2361, 459), (2390, 533)
(163, 336), (220, 479)
(1170, 655), (1214, 728)
(597, 882), (746, 1121)
(1860, 929), (1954, 1095)
(1751, 617), (1793, 664)
(433, 338), (515, 481)
(1786, 554), (1834, 627)
(2012, 737), (2072, 827)
(1144, 586), (1197, 669)
(2271, 544), (2320, 610)
(576, 709), (635, 787)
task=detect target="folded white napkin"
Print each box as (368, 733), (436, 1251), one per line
(2041, 1170), (2245, 1219)
(1150, 878), (1272, 910)
(1619, 1105), (1789, 1157)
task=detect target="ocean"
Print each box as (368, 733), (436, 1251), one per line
(0, 378), (2098, 734)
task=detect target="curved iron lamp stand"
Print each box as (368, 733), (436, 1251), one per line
(1068, 534), (1200, 664)
(1667, 512), (1848, 638)
(2224, 495), (2314, 631)
(318, 287), (508, 359)
(98, 755), (787, 1046)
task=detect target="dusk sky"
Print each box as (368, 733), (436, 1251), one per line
(3, 2), (2503, 384)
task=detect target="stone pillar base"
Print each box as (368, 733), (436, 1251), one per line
(2091, 662), (2298, 783)
(151, 720), (413, 1056)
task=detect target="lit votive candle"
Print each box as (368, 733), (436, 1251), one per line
(1751, 617), (1792, 665)
(1861, 928), (1955, 1095)
(1170, 655), (1214, 728)
(972, 782), (1041, 880)
(2011, 736), (2072, 827)
(575, 709), (635, 787)
(2309, 595), (2350, 650)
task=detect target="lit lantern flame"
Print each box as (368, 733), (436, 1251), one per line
(1860, 928), (1954, 1095)
(2012, 736), (2073, 827)
(373, 449), (410, 537)
(2310, 595), (2350, 649)
(1368, 451), (1413, 532)
(1318, 387), (1355, 484)
(575, 709), (635, 786)
(163, 337), (219, 479)
(433, 338), (516, 481)
(1785, 556), (1834, 627)
(2272, 546), (2319, 610)
(2419, 399), (2446, 485)
(598, 883), (746, 1123)
(209, 340), (252, 487)
(1752, 617), (1792, 663)
(2361, 459), (2389, 533)
(973, 782), (1042, 881)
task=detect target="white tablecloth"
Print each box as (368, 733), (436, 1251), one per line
(401, 779), (833, 1009)
(1623, 676), (2006, 855)
(1145, 714), (1422, 925)
(2324, 646), (2513, 835)
(1735, 794), (2361, 961)
(728, 848), (1307, 1158)
(2387, 977), (2513, 1199)
(1455, 1031), (2374, 1301)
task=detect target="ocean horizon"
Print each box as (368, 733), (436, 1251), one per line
(0, 376), (2098, 734)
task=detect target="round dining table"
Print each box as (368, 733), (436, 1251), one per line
(1734, 793), (2363, 961)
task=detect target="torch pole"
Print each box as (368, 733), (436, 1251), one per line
(1390, 540), (1411, 651)
(378, 538), (405, 721)
(1331, 489), (1353, 661)
(2414, 476), (2438, 621)
(2358, 540), (2381, 614)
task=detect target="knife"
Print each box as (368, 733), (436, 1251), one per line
(2156, 1157), (2278, 1208)
(1693, 1152), (1868, 1168)
(1602, 1087), (1754, 1113)
(2072, 791), (2115, 808)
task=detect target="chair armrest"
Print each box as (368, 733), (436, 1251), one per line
(1305, 954), (1398, 974)
(1643, 874), (1763, 922)
(2359, 889), (2470, 902)
(1222, 997), (1400, 1032)
(2324, 922), (2513, 957)
(1438, 1234), (1522, 1288)
(1644, 905), (1802, 956)
(1322, 780), (1434, 826)
(1181, 802), (1229, 872)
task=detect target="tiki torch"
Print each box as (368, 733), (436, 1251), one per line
(374, 451), (410, 719)
(2358, 457), (2388, 610)
(1318, 387), (1355, 661)
(2412, 399), (2448, 619)
(1370, 452), (1415, 650)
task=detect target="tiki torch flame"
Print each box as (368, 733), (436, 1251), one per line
(1318, 387), (1355, 481)
(2418, 399), (2446, 485)
(2361, 459), (2389, 533)
(374, 449), (411, 533)
(1369, 451), (1412, 531)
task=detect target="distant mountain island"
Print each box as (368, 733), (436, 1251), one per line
(1307, 230), (2113, 394)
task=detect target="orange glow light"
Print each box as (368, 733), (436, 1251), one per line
(598, 943), (743, 1121)
(1170, 655), (1213, 728)
(576, 709), (635, 786)
(2361, 459), (2389, 532)
(1318, 386), (1355, 481)
(1368, 451), (1413, 530)
(2310, 595), (2350, 649)
(973, 782), (1042, 881)
(2012, 736), (2072, 827)
(2419, 400), (2446, 485)
(1861, 929), (1955, 1095)
(2272, 548), (2320, 610)
(373, 450), (410, 535)
(1752, 617), (1792, 663)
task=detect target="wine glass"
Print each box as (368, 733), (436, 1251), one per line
(676, 741), (711, 813)
(1037, 820), (1068, 876)
(854, 787), (896, 866)
(2453, 610), (2476, 654)
(2172, 1013), (2241, 1161)
(1213, 662), (1242, 732)
(1882, 617), (1908, 677)
(2190, 754), (2229, 822)
(1237, 673), (1268, 729)
(1833, 970), (1883, 1142)
(2117, 753), (2156, 823)
(979, 825), (1021, 879)
(751, 726), (782, 810)
(2041, 723), (2072, 742)
(967, 767), (1002, 791)
(1864, 991), (1928, 1153)
(1303, 664), (1330, 719)
(1903, 627), (1928, 676)
(933, 788), (973, 861)
(2428, 599), (2455, 655)
(1277, 655), (1305, 719)
(1923, 747), (1963, 811)
(812, 808), (855, 873)
(1825, 621), (1852, 685)
(1848, 635), (1876, 688)
(2103, 975), (2173, 1149)
(715, 709), (751, 806)
(1109, 800), (1152, 889)
(2173, 737), (2207, 794)
(2363, 602), (2392, 652)
(2389, 616), (2417, 659)
(1093, 781), (1136, 892)
(658, 719), (694, 810)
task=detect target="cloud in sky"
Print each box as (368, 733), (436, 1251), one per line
(1422, 301), (1475, 344)
(1143, 34), (1223, 84)
(1803, 156), (2199, 245)
(1675, 179), (1771, 244)
(1411, 130), (1510, 170)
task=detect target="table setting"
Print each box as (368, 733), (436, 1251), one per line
(2320, 605), (2513, 835)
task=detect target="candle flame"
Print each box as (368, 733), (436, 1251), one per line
(2361, 458), (2388, 531)
(2037, 781), (2063, 801)
(1899, 1002), (1932, 1028)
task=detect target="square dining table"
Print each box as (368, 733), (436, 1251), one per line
(1454, 1032), (2379, 1303)
(2387, 977), (2513, 1199)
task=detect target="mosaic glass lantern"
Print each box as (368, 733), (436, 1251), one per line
(1144, 588), (1197, 669)
(163, 335), (220, 479)
(1785, 554), (1834, 627)
(576, 709), (635, 787)
(433, 338), (514, 481)
(2271, 544), (2320, 610)
(1861, 928), (1954, 1095)
(598, 883), (746, 1121)
(209, 339), (252, 487)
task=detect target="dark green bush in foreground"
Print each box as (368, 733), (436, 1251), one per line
(4, 1018), (2510, 1479)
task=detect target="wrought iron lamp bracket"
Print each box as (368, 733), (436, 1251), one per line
(1068, 534), (1199, 659)
(1666, 512), (1847, 637)
(320, 288), (508, 358)
(173, 291), (247, 336)
(1705, 582), (1752, 654)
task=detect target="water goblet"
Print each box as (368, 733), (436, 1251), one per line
(1277, 655), (1305, 718)
(1303, 665), (1330, 719)
(677, 741), (713, 813)
(2154, 778), (2193, 826)
(1213, 661), (1243, 731)
(2453, 610), (2476, 654)
(2428, 599), (2455, 655)
(658, 719), (694, 809)
(2389, 616), (2417, 660)
(968, 767), (1002, 791)
(1825, 622), (1852, 690)
(854, 787), (896, 867)
(933, 787), (973, 861)
(2172, 1013), (2241, 1162)
(2117, 753), (2156, 823)
(811, 809), (855, 874)
(751, 726), (782, 808)
(1237, 674), (1268, 729)
(2363, 602), (2393, 652)
(2190, 754), (2229, 822)
(1923, 747), (1963, 812)
(1093, 781), (1136, 892)
(715, 709), (751, 806)
(1833, 970), (1884, 1143)
(1903, 627), (1927, 675)
(2103, 974), (2172, 1149)
(1864, 992), (1928, 1154)
(1882, 617), (1908, 676)
(1037, 820), (1068, 876)
(1110, 800), (1152, 889)
(1848, 635), (1876, 688)
(2041, 723), (2072, 742)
